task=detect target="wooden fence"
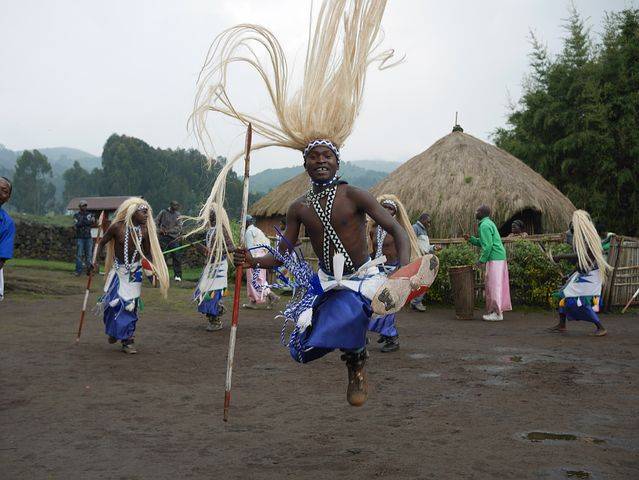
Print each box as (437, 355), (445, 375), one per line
(603, 236), (639, 310)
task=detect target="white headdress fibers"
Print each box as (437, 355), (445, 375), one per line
(191, 0), (400, 264)
(572, 210), (612, 281)
(375, 194), (423, 260)
(104, 197), (170, 298)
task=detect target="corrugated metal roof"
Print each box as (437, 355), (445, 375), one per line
(66, 196), (135, 211)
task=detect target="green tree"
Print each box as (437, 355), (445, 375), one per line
(62, 161), (103, 204)
(11, 150), (56, 214)
(98, 134), (259, 218)
(494, 7), (639, 235)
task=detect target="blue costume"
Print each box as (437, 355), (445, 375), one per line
(0, 206), (16, 300)
(193, 227), (228, 319)
(102, 262), (143, 340)
(256, 182), (388, 364)
(367, 225), (398, 339)
(558, 269), (603, 328)
(99, 225), (144, 342)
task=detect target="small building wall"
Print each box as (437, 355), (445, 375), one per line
(255, 215), (286, 237)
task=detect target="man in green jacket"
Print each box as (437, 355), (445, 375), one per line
(464, 205), (512, 321)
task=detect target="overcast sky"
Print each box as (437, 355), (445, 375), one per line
(0, 0), (632, 172)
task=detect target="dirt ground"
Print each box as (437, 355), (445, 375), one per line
(1, 266), (638, 480)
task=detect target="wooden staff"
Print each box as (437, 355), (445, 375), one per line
(224, 123), (252, 422)
(75, 210), (106, 343)
(622, 286), (639, 314)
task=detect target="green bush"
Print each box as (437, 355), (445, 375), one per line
(425, 243), (477, 303)
(507, 240), (564, 307)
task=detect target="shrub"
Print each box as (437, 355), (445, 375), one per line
(507, 240), (565, 307)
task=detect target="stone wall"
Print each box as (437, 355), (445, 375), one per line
(14, 220), (76, 262)
(13, 220), (206, 268)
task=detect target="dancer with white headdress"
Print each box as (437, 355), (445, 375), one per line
(93, 197), (169, 354)
(368, 194), (423, 352)
(191, 0), (438, 406)
(193, 203), (235, 332)
(548, 210), (612, 337)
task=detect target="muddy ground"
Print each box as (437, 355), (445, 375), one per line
(1, 266), (638, 479)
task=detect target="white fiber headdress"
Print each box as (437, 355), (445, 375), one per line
(190, 0), (400, 263)
(571, 210), (612, 281)
(104, 197), (170, 298)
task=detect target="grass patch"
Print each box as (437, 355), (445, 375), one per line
(12, 213), (74, 227)
(11, 258), (203, 281)
(11, 258), (75, 272)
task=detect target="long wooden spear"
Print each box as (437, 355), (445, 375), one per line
(75, 210), (106, 343)
(224, 123), (252, 422)
(622, 286), (639, 314)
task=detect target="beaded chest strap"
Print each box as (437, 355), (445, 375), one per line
(306, 184), (353, 274)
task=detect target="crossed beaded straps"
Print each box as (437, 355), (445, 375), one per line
(306, 184), (353, 275)
(119, 224), (143, 272)
(375, 225), (387, 259)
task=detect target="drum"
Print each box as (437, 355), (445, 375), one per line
(449, 265), (475, 320)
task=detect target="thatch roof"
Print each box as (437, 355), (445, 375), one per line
(250, 172), (310, 217)
(371, 130), (575, 237)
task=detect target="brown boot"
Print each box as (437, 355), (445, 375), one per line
(341, 350), (369, 407)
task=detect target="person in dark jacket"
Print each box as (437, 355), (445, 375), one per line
(73, 200), (95, 275)
(156, 200), (183, 281)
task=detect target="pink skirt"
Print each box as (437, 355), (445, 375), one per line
(485, 260), (512, 314)
(246, 268), (271, 304)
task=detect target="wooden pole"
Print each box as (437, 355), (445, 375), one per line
(75, 210), (106, 343)
(224, 123), (252, 422)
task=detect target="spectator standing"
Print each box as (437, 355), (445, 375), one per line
(156, 200), (183, 281)
(0, 177), (15, 301)
(410, 213), (440, 311)
(73, 200), (95, 276)
(465, 205), (512, 321)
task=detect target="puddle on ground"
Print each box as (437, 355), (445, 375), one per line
(407, 353), (429, 360)
(523, 431), (606, 445)
(565, 470), (591, 478)
(418, 372), (440, 379)
(527, 432), (578, 442)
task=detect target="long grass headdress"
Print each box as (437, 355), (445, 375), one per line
(104, 197), (170, 298)
(571, 209), (612, 281)
(190, 0), (401, 264)
(374, 194), (423, 260)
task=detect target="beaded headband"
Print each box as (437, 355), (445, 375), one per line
(302, 139), (340, 163)
(381, 199), (397, 211)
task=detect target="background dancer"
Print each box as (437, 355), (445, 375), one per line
(94, 198), (169, 354)
(243, 215), (278, 309)
(549, 210), (611, 336)
(368, 194), (422, 352)
(194, 204), (235, 331)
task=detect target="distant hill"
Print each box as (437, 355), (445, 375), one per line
(0, 144), (101, 176)
(349, 159), (401, 173)
(248, 161), (389, 193)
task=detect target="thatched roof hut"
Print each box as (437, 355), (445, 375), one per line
(371, 129), (576, 237)
(250, 172), (310, 235)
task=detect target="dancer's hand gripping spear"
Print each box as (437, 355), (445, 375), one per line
(224, 123), (252, 422)
(75, 210), (106, 343)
